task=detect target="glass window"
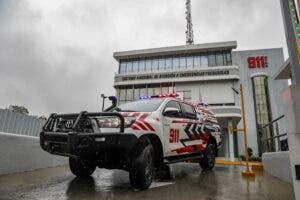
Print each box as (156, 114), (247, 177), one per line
(152, 59), (159, 71)
(134, 88), (140, 100)
(252, 76), (274, 154)
(145, 59), (152, 72)
(120, 62), (126, 74)
(138, 60), (145, 72)
(162, 87), (169, 94)
(154, 87), (161, 95)
(139, 88), (147, 96)
(181, 103), (196, 119)
(179, 56), (186, 69)
(216, 53), (224, 66)
(164, 100), (182, 117)
(186, 56), (193, 68)
(173, 57), (180, 70)
(166, 57), (172, 70)
(120, 89), (126, 101)
(183, 91), (191, 100)
(147, 87), (154, 96)
(132, 61), (139, 73)
(165, 100), (181, 110)
(194, 56), (201, 68)
(208, 54), (216, 67)
(126, 61), (133, 73)
(114, 99), (164, 112)
(226, 51), (232, 65)
(158, 58), (165, 71)
(126, 89), (133, 101)
(201, 55), (208, 67)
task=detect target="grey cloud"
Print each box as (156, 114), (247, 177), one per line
(0, 0), (288, 116)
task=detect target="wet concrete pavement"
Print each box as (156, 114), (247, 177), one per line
(0, 164), (294, 200)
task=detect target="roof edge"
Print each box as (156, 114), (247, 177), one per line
(113, 41), (237, 61)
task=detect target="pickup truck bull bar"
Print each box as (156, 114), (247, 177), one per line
(40, 111), (138, 158)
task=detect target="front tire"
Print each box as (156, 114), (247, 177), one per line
(69, 157), (96, 177)
(129, 144), (154, 190)
(200, 143), (216, 171)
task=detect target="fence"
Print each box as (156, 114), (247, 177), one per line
(0, 109), (46, 137)
(259, 115), (289, 153)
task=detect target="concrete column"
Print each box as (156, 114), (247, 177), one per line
(282, 85), (300, 199)
(228, 120), (235, 161)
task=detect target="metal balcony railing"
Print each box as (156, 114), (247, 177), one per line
(259, 115), (289, 154)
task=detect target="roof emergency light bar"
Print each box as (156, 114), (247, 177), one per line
(139, 93), (178, 99)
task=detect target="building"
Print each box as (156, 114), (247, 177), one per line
(113, 41), (288, 159)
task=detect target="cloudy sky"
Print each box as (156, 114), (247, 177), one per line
(0, 0), (287, 116)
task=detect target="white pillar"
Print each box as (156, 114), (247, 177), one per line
(283, 85), (300, 199)
(228, 120), (235, 161)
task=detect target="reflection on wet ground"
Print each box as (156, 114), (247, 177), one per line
(0, 164), (294, 200)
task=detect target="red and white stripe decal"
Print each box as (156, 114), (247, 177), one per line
(138, 114), (155, 132)
(121, 112), (155, 132)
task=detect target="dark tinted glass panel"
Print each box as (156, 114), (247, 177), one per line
(173, 57), (180, 69)
(179, 56), (186, 69)
(216, 53), (224, 66)
(126, 61), (133, 73)
(164, 100), (181, 110)
(252, 76), (274, 154)
(145, 60), (152, 72)
(152, 59), (159, 71)
(181, 103), (196, 119)
(187, 56), (193, 68)
(138, 60), (145, 72)
(120, 62), (126, 74)
(201, 55), (208, 67)
(194, 56), (201, 68)
(159, 58), (165, 71)
(166, 58), (172, 70)
(132, 61), (139, 72)
(226, 51), (232, 65)
(208, 54), (216, 67)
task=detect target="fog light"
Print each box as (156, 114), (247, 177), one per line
(44, 141), (49, 147)
(95, 137), (106, 142)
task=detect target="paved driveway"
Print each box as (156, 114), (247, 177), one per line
(0, 164), (294, 200)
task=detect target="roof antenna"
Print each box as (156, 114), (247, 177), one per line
(185, 0), (194, 45)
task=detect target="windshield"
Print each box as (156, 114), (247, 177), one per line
(113, 99), (164, 112)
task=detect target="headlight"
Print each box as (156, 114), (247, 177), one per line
(97, 116), (136, 128)
(97, 117), (120, 128)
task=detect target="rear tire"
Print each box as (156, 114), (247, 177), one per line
(200, 143), (216, 171)
(129, 144), (154, 190)
(69, 157), (96, 177)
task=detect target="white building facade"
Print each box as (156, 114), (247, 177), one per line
(113, 41), (288, 158)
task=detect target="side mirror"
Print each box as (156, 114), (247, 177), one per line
(163, 107), (181, 117)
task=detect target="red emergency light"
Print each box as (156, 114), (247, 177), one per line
(140, 93), (178, 99)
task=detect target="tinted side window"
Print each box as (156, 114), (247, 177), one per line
(181, 103), (196, 119)
(164, 100), (181, 110)
(164, 100), (182, 117)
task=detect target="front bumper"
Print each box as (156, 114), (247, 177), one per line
(40, 131), (139, 157)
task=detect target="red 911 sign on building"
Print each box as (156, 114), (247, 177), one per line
(248, 56), (268, 68)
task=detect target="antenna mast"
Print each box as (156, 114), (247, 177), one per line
(185, 0), (194, 45)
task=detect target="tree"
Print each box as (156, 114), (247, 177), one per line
(8, 105), (29, 115)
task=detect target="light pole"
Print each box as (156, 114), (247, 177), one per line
(230, 84), (255, 177)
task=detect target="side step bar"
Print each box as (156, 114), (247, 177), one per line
(164, 153), (204, 164)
